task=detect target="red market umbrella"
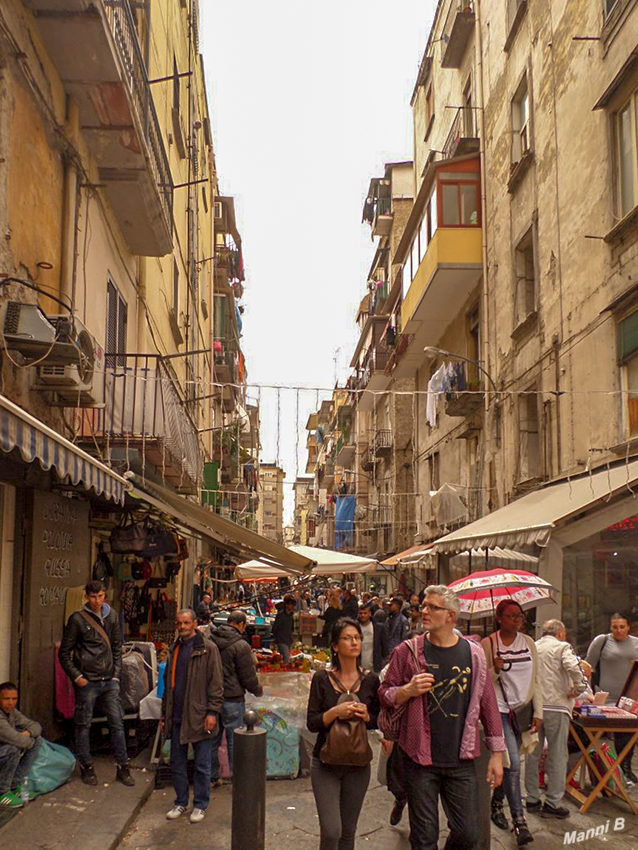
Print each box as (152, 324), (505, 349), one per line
(448, 568), (558, 619)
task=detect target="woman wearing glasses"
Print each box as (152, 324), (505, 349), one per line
(306, 618), (380, 850)
(482, 600), (543, 847)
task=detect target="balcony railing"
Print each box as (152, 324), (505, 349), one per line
(355, 345), (389, 391)
(81, 354), (200, 492)
(372, 197), (393, 237)
(442, 107), (479, 160)
(373, 429), (393, 456)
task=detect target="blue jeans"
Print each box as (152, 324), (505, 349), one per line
(402, 754), (478, 850)
(73, 680), (128, 768)
(170, 723), (212, 810)
(210, 700), (245, 780)
(0, 738), (43, 794)
(500, 712), (523, 818)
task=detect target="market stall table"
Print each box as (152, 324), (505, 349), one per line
(566, 709), (638, 815)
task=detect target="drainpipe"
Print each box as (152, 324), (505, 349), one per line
(60, 97), (80, 312)
(553, 334), (562, 475)
(474, 1), (492, 453)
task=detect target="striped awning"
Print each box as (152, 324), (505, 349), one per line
(0, 393), (128, 504)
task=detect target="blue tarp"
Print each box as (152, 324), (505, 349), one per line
(335, 495), (355, 550)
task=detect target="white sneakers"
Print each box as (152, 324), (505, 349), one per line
(165, 805), (206, 823)
(166, 805), (187, 820)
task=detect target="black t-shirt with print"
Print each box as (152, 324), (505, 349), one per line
(423, 636), (473, 766)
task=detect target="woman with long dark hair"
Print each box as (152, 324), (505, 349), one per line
(307, 617), (380, 850)
(482, 599), (543, 847)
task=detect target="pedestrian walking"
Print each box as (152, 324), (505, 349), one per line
(272, 595), (296, 662)
(357, 604), (375, 671)
(379, 586), (505, 850)
(380, 597), (409, 665)
(59, 580), (134, 787)
(162, 609), (223, 823)
(524, 619), (588, 819)
(196, 592), (212, 625)
(320, 589), (343, 645)
(307, 617), (380, 850)
(585, 612), (638, 784)
(482, 599), (543, 846)
(0, 682), (43, 808)
(209, 610), (263, 784)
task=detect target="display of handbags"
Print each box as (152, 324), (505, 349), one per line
(110, 515), (179, 559)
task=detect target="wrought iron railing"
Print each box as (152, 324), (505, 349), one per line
(373, 429), (393, 453)
(85, 354), (200, 487)
(103, 0), (173, 229)
(443, 106), (477, 159)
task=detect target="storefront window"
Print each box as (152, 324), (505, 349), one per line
(563, 516), (638, 656)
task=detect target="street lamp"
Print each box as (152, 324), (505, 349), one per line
(423, 346), (497, 394)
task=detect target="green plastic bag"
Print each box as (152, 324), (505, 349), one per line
(27, 739), (76, 798)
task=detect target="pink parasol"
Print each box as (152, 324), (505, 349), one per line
(448, 568), (559, 619)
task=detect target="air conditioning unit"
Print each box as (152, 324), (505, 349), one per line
(214, 201), (223, 220)
(34, 363), (97, 406)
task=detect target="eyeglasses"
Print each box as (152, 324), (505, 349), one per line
(422, 603), (450, 614)
(339, 635), (363, 643)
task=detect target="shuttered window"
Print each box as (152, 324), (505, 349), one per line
(106, 278), (127, 368)
(618, 310), (638, 364)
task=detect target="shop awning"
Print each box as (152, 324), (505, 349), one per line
(235, 546), (378, 581)
(427, 460), (638, 554)
(130, 477), (314, 573)
(381, 544), (435, 567)
(0, 392), (128, 504)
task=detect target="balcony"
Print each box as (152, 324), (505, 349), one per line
(372, 197), (393, 238)
(361, 446), (376, 472)
(214, 347), (236, 385)
(442, 107), (480, 160)
(441, 1), (476, 69)
(79, 354), (200, 493)
(334, 431), (355, 468)
(354, 344), (390, 412)
(445, 363), (484, 417)
(373, 429), (393, 457)
(25, 0), (172, 256)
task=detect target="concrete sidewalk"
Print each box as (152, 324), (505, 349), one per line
(0, 753), (154, 850)
(119, 750), (638, 850)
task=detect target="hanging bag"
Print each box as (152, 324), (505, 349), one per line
(140, 519), (179, 558)
(110, 514), (148, 554)
(319, 672), (373, 767)
(590, 634), (610, 692)
(378, 637), (423, 742)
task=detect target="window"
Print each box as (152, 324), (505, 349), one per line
(617, 310), (638, 435)
(462, 76), (474, 138)
(428, 452), (440, 492)
(616, 93), (638, 218)
(512, 76), (531, 162)
(172, 55), (180, 112)
(410, 236), (419, 281)
(467, 306), (480, 386)
(425, 82), (434, 136)
(518, 390), (540, 481)
(106, 278), (127, 368)
(514, 226), (536, 325)
(605, 0), (620, 17)
(438, 172), (480, 226)
(173, 259), (179, 312)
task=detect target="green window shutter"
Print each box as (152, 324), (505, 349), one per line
(618, 311), (638, 363)
(202, 462), (219, 506)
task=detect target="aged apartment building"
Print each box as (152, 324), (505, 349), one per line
(365, 0), (638, 650)
(0, 0), (310, 731)
(257, 462), (285, 543)
(292, 475), (315, 545)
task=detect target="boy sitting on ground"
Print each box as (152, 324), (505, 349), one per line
(0, 681), (43, 808)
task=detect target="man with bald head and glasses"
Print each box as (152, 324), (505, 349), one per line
(379, 585), (505, 850)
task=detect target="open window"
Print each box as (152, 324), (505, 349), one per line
(512, 75), (531, 163)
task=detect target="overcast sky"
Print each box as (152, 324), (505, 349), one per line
(201, 1), (435, 523)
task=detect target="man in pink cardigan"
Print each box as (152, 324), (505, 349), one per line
(379, 585), (505, 850)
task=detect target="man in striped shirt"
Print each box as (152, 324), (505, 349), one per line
(524, 619), (589, 819)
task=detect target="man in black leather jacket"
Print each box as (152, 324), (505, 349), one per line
(59, 580), (134, 787)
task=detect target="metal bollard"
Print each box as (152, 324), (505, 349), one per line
(474, 729), (492, 850)
(232, 709), (267, 850)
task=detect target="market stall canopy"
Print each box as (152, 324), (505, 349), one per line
(381, 544), (435, 567)
(0, 392), (128, 504)
(449, 547), (538, 570)
(235, 546), (378, 581)
(130, 477), (314, 573)
(416, 460), (638, 554)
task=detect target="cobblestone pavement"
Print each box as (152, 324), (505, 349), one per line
(119, 747), (638, 850)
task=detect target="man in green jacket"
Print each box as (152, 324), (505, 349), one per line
(162, 609), (223, 824)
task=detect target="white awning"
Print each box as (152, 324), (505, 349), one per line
(235, 546), (378, 581)
(449, 547), (539, 570)
(0, 392), (128, 504)
(430, 460), (638, 554)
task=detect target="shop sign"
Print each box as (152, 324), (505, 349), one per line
(601, 516), (638, 540)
